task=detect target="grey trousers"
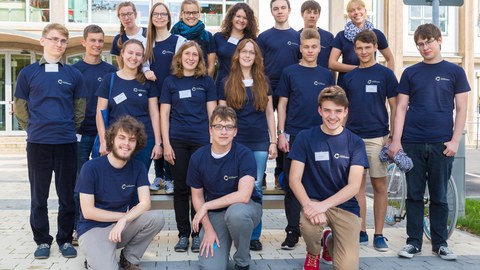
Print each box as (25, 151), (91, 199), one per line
(78, 210), (165, 270)
(199, 200), (262, 270)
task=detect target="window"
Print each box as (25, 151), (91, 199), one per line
(409, 6), (447, 33)
(68, 0), (150, 25)
(0, 0), (50, 22)
(167, 0), (245, 28)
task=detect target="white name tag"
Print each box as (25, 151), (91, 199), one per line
(179, 89), (192, 99)
(76, 134), (82, 142)
(227, 36), (240, 45)
(243, 79), (253, 87)
(366, 85), (377, 93)
(45, 64), (58, 72)
(113, 92), (127, 104)
(315, 151), (330, 161)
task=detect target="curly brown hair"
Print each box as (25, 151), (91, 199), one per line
(220, 3), (258, 39)
(106, 115), (147, 156)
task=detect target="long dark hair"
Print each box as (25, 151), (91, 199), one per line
(220, 3), (258, 40)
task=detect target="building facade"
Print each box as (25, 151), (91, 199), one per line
(0, 0), (479, 146)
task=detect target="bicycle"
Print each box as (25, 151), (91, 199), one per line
(385, 163), (459, 240)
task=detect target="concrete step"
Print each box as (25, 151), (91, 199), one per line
(0, 136), (26, 154)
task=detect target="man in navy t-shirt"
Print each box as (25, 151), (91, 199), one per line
(340, 30), (397, 252)
(14, 23), (86, 260)
(298, 0), (334, 71)
(390, 24), (470, 261)
(289, 86), (367, 270)
(76, 116), (164, 269)
(276, 28), (334, 250)
(187, 106), (262, 270)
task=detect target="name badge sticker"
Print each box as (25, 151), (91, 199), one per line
(227, 36), (240, 45)
(45, 64), (59, 72)
(76, 134), (82, 142)
(315, 151), (330, 161)
(243, 79), (253, 87)
(365, 85), (377, 93)
(179, 90), (192, 99)
(113, 92), (127, 104)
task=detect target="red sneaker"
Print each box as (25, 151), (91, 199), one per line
(303, 252), (320, 270)
(321, 228), (333, 265)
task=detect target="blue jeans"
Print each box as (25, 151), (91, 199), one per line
(403, 143), (453, 251)
(251, 151), (267, 241)
(75, 135), (96, 228)
(130, 138), (155, 208)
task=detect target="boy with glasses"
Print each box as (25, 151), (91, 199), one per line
(14, 23), (86, 259)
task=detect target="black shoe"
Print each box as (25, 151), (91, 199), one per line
(174, 236), (189, 252)
(234, 264), (250, 270)
(34, 243), (50, 259)
(397, 244), (421, 258)
(249, 240), (263, 251)
(281, 231), (299, 250)
(191, 236), (200, 253)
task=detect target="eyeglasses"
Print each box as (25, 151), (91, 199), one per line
(183, 11), (200, 17)
(119, 12), (135, 19)
(240, 50), (255, 56)
(152, 12), (169, 18)
(211, 124), (236, 132)
(416, 38), (436, 50)
(44, 36), (68, 46)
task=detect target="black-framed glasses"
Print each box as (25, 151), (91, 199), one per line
(183, 11), (200, 17)
(119, 12), (135, 19)
(211, 124), (236, 132)
(152, 12), (169, 18)
(44, 36), (68, 46)
(416, 38), (436, 50)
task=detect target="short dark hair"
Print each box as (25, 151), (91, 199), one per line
(354, 30), (377, 46)
(318, 86), (349, 108)
(105, 115), (147, 155)
(414, 23), (441, 43)
(210, 106), (237, 127)
(83, 24), (104, 39)
(270, 0), (290, 10)
(301, 0), (321, 14)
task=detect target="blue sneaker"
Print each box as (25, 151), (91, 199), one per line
(359, 231), (368, 245)
(373, 235), (389, 252)
(60, 243), (77, 258)
(34, 243), (50, 259)
(164, 180), (174, 195)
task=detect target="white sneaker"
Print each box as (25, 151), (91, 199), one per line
(150, 177), (163, 191)
(164, 180), (174, 194)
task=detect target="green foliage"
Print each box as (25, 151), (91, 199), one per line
(456, 199), (480, 235)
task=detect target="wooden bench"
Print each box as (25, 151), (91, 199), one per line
(151, 189), (285, 210)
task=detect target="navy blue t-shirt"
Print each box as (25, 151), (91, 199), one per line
(276, 64), (334, 136)
(219, 80), (272, 151)
(257, 27), (300, 91)
(96, 73), (158, 138)
(213, 32), (242, 91)
(75, 155), (149, 237)
(398, 60), (470, 143)
(160, 75), (217, 144)
(187, 142), (261, 204)
(14, 61), (86, 144)
(332, 29), (389, 83)
(299, 27), (334, 70)
(73, 60), (117, 136)
(110, 27), (147, 56)
(149, 34), (184, 92)
(289, 127), (368, 216)
(340, 63), (398, 139)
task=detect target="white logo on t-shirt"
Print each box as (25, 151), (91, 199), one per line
(223, 175), (238, 181)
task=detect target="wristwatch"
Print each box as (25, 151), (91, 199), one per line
(277, 130), (284, 136)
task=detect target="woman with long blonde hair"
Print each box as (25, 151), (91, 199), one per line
(219, 39), (277, 251)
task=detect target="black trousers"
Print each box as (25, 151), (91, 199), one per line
(169, 139), (203, 238)
(282, 135), (302, 237)
(27, 142), (77, 246)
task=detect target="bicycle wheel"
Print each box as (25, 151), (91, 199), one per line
(385, 163), (406, 225)
(423, 176), (459, 240)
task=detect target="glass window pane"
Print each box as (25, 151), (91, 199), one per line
(0, 55), (4, 101)
(439, 20), (446, 32)
(439, 6), (446, 18)
(424, 6), (432, 19)
(410, 6), (421, 18)
(0, 0), (26, 22)
(0, 104), (5, 131)
(92, 0), (117, 24)
(68, 0), (87, 23)
(30, 0), (50, 22)
(168, 2), (182, 26)
(410, 19), (422, 32)
(11, 54), (33, 131)
(200, 4), (222, 27)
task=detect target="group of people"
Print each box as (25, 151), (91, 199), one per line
(13, 0), (469, 270)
